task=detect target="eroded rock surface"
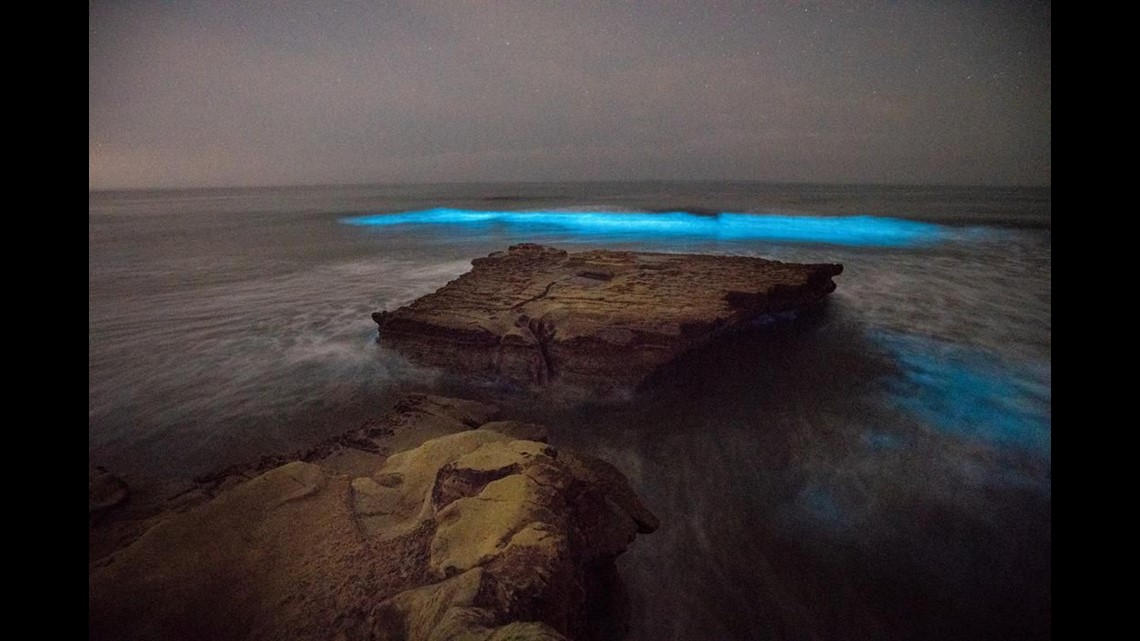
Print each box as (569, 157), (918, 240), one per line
(190, 393), (501, 490)
(373, 243), (842, 391)
(89, 395), (657, 641)
(358, 430), (658, 641)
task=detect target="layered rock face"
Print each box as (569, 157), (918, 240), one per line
(373, 244), (842, 391)
(357, 429), (658, 641)
(89, 395), (657, 641)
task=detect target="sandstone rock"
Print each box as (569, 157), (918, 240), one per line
(89, 462), (348, 641)
(373, 243), (842, 391)
(90, 396), (655, 641)
(478, 420), (549, 443)
(358, 430), (658, 641)
(351, 429), (511, 539)
(557, 450), (659, 534)
(192, 393), (500, 494)
(372, 568), (571, 641)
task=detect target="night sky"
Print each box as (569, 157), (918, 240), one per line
(89, 1), (1050, 189)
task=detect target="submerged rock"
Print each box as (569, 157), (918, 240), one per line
(372, 243), (842, 391)
(89, 395), (656, 641)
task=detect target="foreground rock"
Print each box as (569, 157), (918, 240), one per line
(372, 243), (842, 391)
(357, 430), (658, 641)
(89, 394), (657, 641)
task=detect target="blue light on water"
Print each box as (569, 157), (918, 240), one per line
(340, 208), (954, 247)
(871, 331), (1051, 455)
(798, 485), (845, 524)
(862, 432), (902, 450)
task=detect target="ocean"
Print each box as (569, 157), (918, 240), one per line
(89, 182), (1050, 640)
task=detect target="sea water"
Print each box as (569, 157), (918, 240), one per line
(89, 182), (1050, 640)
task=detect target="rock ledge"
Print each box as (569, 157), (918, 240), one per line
(374, 244), (842, 390)
(89, 395), (656, 641)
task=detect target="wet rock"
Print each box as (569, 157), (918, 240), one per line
(192, 393), (500, 493)
(351, 429), (511, 539)
(360, 430), (658, 641)
(372, 243), (842, 391)
(89, 462), (342, 641)
(90, 396), (655, 641)
(478, 420), (549, 443)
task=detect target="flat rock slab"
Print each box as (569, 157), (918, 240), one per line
(373, 243), (842, 391)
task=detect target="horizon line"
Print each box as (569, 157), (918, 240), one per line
(89, 178), (1052, 195)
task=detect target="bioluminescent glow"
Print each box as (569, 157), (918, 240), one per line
(340, 208), (956, 247)
(861, 431), (903, 450)
(872, 331), (1051, 454)
(797, 484), (846, 524)
(777, 481), (856, 533)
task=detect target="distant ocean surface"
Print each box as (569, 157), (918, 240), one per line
(89, 182), (1050, 640)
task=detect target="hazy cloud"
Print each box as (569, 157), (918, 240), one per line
(89, 0), (1050, 188)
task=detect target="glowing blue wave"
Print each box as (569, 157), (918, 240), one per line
(872, 330), (1051, 455)
(340, 208), (952, 247)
